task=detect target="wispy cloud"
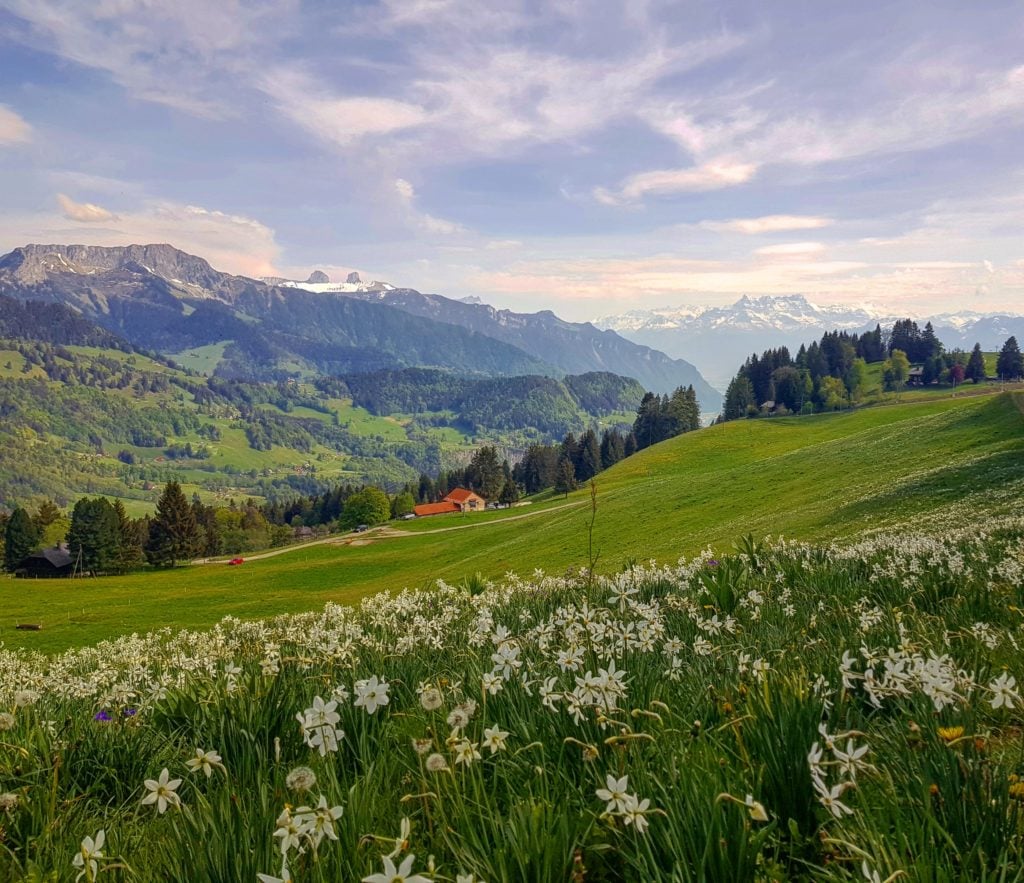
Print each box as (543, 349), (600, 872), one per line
(393, 178), (467, 236)
(701, 215), (833, 234)
(57, 193), (118, 223)
(0, 105), (31, 145)
(261, 70), (430, 146)
(755, 241), (827, 257)
(594, 161), (758, 205)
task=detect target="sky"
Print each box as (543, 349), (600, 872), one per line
(0, 0), (1023, 321)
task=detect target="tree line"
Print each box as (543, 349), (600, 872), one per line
(722, 319), (1024, 421)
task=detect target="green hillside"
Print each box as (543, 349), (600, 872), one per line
(0, 340), (640, 509)
(4, 390), (1021, 654)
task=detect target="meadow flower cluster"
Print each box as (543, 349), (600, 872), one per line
(0, 519), (1022, 880)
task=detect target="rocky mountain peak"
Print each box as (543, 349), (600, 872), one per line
(306, 270), (330, 284)
(0, 243), (223, 288)
(346, 271), (361, 284)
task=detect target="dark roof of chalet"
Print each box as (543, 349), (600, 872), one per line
(25, 546), (73, 568)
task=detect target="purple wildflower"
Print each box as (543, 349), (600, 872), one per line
(94, 710), (112, 722)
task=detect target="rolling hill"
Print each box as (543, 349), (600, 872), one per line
(4, 389), (1021, 654)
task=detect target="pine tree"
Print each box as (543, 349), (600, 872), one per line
(996, 336), (1023, 380)
(632, 393), (661, 450)
(146, 480), (203, 567)
(965, 343), (987, 384)
(554, 455), (577, 498)
(600, 429), (625, 469)
(68, 497), (120, 576)
(576, 429), (602, 481)
(3, 507), (40, 572)
(113, 499), (146, 573)
(468, 446), (505, 500)
(723, 375), (755, 420)
(498, 480), (520, 505)
(624, 432), (638, 457)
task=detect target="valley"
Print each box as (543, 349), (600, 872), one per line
(4, 389), (1021, 654)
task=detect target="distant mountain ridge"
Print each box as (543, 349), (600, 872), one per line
(341, 287), (721, 411)
(596, 294), (1024, 389)
(0, 243), (721, 411)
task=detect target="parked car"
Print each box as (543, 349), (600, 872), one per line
(399, 513), (417, 520)
(354, 524), (369, 533)
(228, 557), (245, 566)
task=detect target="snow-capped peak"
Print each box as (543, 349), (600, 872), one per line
(261, 270), (395, 294)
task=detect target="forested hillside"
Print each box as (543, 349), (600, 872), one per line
(0, 339), (644, 510)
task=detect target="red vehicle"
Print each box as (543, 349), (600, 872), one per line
(228, 557), (245, 566)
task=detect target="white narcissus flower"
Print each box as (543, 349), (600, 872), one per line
(989, 671), (1019, 709)
(454, 739), (481, 766)
(621, 793), (651, 834)
(185, 747), (224, 778)
(141, 768), (182, 813)
(362, 853), (431, 883)
(354, 675), (390, 715)
(72, 829), (104, 882)
(273, 807), (303, 855)
(596, 774), (630, 813)
(481, 725), (510, 754)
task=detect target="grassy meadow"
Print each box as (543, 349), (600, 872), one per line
(3, 391), (1022, 655)
(1, 511), (1022, 881)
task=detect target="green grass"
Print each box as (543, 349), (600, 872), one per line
(168, 341), (231, 374)
(3, 391), (1022, 655)
(0, 348), (44, 378)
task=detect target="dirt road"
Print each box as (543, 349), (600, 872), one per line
(194, 498), (587, 565)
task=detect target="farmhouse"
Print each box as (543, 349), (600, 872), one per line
(17, 545), (74, 578)
(444, 488), (486, 512)
(412, 487), (487, 518)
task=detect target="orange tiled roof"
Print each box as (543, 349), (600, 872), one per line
(444, 487), (481, 503)
(413, 501), (460, 516)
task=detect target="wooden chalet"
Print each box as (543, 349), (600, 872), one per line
(413, 487), (487, 518)
(17, 545), (74, 578)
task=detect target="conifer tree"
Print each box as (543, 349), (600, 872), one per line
(600, 429), (625, 469)
(996, 336), (1023, 380)
(68, 497), (120, 576)
(576, 429), (602, 481)
(965, 343), (987, 384)
(3, 507), (39, 572)
(113, 499), (146, 572)
(723, 375), (755, 420)
(146, 480), (202, 567)
(554, 455), (577, 498)
(498, 480), (520, 505)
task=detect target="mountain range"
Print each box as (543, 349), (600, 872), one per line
(596, 295), (1024, 389)
(0, 244), (721, 411)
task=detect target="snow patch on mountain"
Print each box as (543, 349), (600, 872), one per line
(260, 271), (395, 294)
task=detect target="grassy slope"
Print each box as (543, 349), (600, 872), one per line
(3, 391), (1022, 654)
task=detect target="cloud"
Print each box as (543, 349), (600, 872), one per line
(0, 105), (31, 145)
(262, 70), (430, 145)
(393, 177), (467, 236)
(394, 178), (416, 200)
(755, 241), (827, 257)
(645, 62), (1024, 174)
(4, 0), (291, 118)
(57, 193), (118, 223)
(594, 160), (757, 205)
(702, 215), (833, 234)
